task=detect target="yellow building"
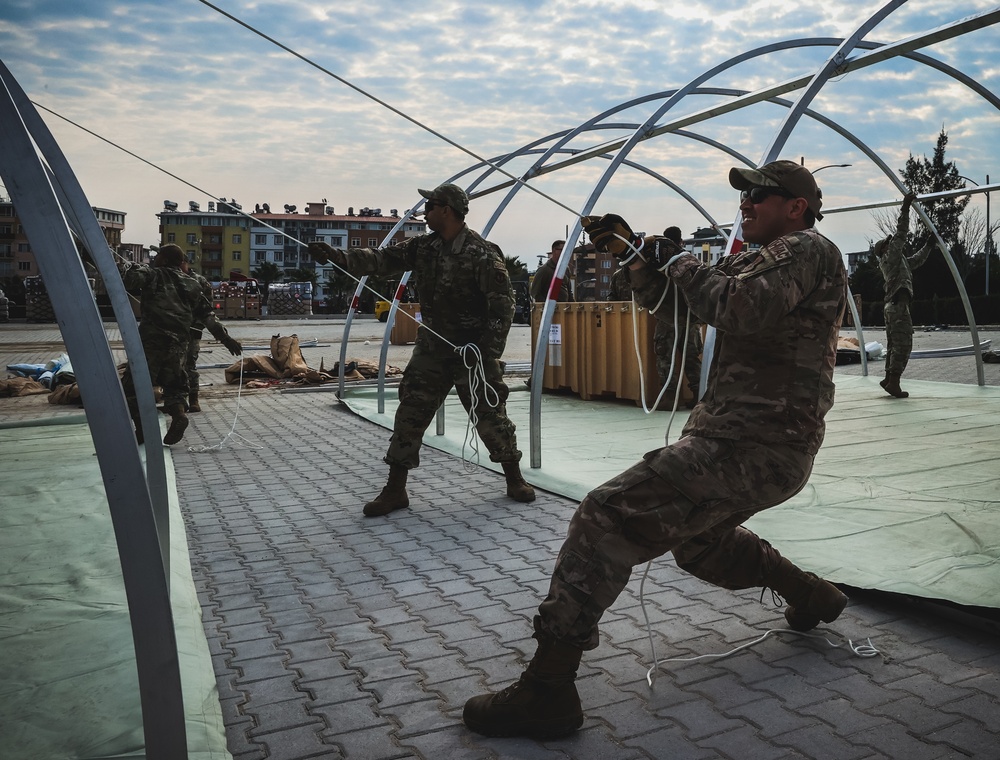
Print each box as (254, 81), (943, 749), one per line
(158, 199), (250, 280)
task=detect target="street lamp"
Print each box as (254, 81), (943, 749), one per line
(959, 174), (991, 296)
(811, 163), (852, 174)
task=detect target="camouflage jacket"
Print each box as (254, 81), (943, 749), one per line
(336, 227), (514, 358)
(530, 257), (572, 302)
(607, 267), (633, 301)
(630, 228), (847, 454)
(879, 206), (933, 300)
(119, 261), (221, 345)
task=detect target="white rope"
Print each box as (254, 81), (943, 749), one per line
(457, 343), (501, 471)
(638, 561), (880, 688)
(187, 357), (263, 453)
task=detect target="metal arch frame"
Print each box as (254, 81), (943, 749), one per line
(0, 63), (188, 760)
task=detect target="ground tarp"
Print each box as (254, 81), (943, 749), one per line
(339, 373), (1000, 610)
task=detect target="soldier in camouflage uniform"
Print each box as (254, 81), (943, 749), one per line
(185, 271), (239, 413)
(530, 240), (572, 303)
(874, 191), (933, 398)
(464, 160), (849, 740)
(308, 183), (534, 517)
(119, 244), (242, 445)
(607, 265), (632, 301)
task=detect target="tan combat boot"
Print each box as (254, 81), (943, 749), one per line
(501, 461), (536, 502)
(163, 403), (189, 445)
(188, 390), (201, 413)
(765, 557), (848, 631)
(463, 617), (583, 739)
(363, 464), (410, 517)
(880, 372), (909, 398)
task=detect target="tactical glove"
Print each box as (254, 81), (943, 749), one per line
(646, 236), (686, 271)
(582, 214), (642, 260)
(222, 336), (242, 356)
(307, 241), (347, 267)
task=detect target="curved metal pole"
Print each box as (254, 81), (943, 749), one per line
(0, 60), (171, 548)
(0, 64), (188, 760)
(338, 275), (368, 397)
(378, 271), (411, 413)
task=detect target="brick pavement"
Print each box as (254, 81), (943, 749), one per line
(173, 388), (1000, 760)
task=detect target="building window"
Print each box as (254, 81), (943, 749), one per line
(232, 251), (242, 260)
(18, 261), (32, 271)
(601, 260), (612, 269)
(274, 234), (283, 246)
(255, 234), (267, 245)
(232, 234), (242, 244)
(254, 251), (266, 263)
(601, 275), (610, 284)
(17, 243), (31, 253)
(274, 251), (284, 262)
(187, 233), (198, 244)
(351, 238), (360, 247)
(331, 237), (344, 247)
(368, 237), (378, 247)
(167, 232), (176, 242)
(187, 250), (196, 262)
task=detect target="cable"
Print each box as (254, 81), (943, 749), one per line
(457, 343), (501, 470)
(194, 0), (587, 220)
(638, 562), (881, 688)
(187, 357), (263, 453)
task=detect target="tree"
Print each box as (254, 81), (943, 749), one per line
(251, 261), (282, 305)
(286, 267), (318, 286)
(504, 255), (529, 282)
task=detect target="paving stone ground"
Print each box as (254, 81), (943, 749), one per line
(3, 318), (999, 759)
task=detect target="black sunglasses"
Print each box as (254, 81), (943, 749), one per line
(741, 186), (796, 204)
(425, 200), (445, 211)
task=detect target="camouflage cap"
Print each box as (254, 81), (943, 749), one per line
(418, 183), (469, 216)
(729, 160), (824, 220)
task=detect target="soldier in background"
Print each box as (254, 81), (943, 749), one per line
(463, 160), (849, 740)
(530, 240), (572, 302)
(184, 270), (239, 413)
(308, 183), (534, 517)
(874, 191), (933, 398)
(119, 244), (242, 444)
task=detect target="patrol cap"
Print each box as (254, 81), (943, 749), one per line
(155, 243), (185, 267)
(729, 160), (824, 221)
(418, 183), (469, 216)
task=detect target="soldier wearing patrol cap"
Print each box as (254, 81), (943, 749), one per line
(307, 183), (534, 516)
(463, 160), (849, 740)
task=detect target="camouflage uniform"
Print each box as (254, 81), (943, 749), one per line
(878, 207), (933, 376)
(607, 267), (632, 301)
(119, 262), (232, 409)
(538, 228), (848, 649)
(185, 273), (237, 403)
(531, 256), (572, 302)
(332, 227), (522, 468)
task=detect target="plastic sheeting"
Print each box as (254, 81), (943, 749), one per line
(339, 373), (1000, 610)
(0, 418), (231, 760)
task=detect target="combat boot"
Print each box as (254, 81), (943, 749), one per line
(765, 557), (848, 632)
(188, 390), (201, 413)
(501, 461), (535, 502)
(162, 403), (189, 445)
(363, 464), (410, 517)
(463, 617), (583, 739)
(880, 372), (909, 398)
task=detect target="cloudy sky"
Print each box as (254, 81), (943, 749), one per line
(1, 0), (998, 264)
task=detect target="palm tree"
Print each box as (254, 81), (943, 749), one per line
(504, 255), (529, 282)
(251, 261), (282, 305)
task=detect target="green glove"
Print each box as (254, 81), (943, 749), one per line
(307, 241), (347, 267)
(222, 336), (242, 356)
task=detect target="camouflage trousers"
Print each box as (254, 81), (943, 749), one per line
(122, 335), (189, 409)
(883, 292), (913, 376)
(385, 344), (522, 469)
(186, 329), (203, 394)
(538, 436), (814, 650)
(654, 318), (702, 396)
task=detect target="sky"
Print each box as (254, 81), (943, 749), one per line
(1, 0), (999, 265)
